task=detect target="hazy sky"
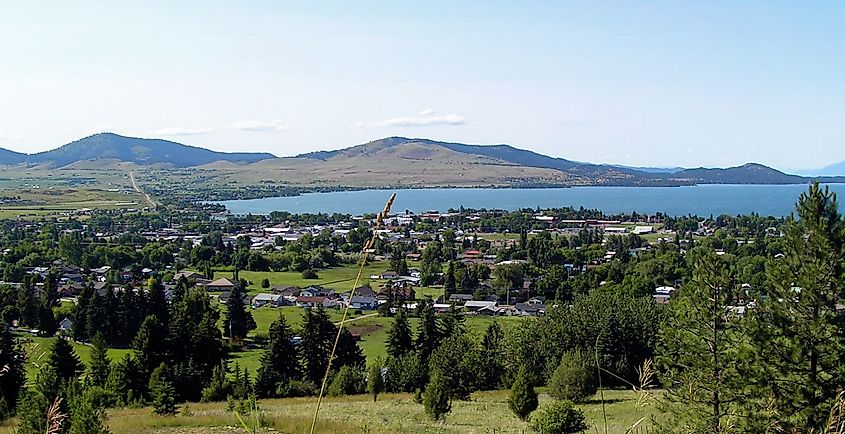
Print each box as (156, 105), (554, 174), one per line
(1, 1), (843, 170)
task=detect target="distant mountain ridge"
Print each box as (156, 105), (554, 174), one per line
(2, 134), (843, 187)
(296, 137), (845, 186)
(0, 133), (275, 168)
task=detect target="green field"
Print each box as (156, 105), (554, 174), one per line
(18, 335), (132, 383)
(0, 389), (660, 434)
(214, 261), (444, 300)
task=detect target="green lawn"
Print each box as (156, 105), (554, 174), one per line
(214, 261), (393, 296)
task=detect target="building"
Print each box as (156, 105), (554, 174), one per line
(464, 300), (497, 312)
(251, 293), (285, 308)
(205, 277), (237, 292)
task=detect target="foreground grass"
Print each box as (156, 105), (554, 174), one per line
(2, 389), (650, 434)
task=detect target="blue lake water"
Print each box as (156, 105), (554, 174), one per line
(216, 184), (845, 217)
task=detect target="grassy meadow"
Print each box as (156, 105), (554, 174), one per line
(0, 389), (661, 434)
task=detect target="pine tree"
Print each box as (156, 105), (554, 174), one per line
(415, 301), (440, 366)
(423, 372), (451, 421)
(443, 261), (456, 301)
(478, 321), (505, 390)
(201, 363), (232, 402)
(656, 251), (744, 432)
(88, 332), (111, 387)
(508, 367), (538, 421)
(133, 315), (167, 376)
(68, 390), (110, 434)
(300, 306), (336, 384)
(49, 337), (83, 384)
(746, 183), (845, 430)
(367, 360), (384, 402)
(151, 379), (178, 416)
(385, 308), (414, 358)
(255, 312), (301, 398)
(428, 333), (479, 401)
(548, 349), (597, 403)
(223, 283), (256, 342)
(0, 326), (25, 420)
(15, 365), (63, 434)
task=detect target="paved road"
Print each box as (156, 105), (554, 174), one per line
(129, 171), (157, 207)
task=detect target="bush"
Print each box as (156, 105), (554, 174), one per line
(384, 353), (424, 393)
(261, 278), (270, 288)
(530, 400), (588, 434)
(548, 349), (597, 403)
(508, 367), (538, 421)
(277, 380), (318, 398)
(301, 269), (319, 279)
(327, 365), (366, 397)
(367, 362), (384, 402)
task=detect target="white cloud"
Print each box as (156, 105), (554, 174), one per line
(353, 110), (467, 128)
(144, 119), (292, 137)
(229, 119), (291, 132)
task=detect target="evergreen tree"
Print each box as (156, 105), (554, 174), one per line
(201, 363), (232, 402)
(657, 251), (744, 432)
(255, 312), (301, 398)
(0, 326), (25, 420)
(36, 295), (57, 336)
(428, 333), (479, 400)
(367, 360), (384, 402)
(423, 372), (451, 421)
(548, 349), (597, 403)
(443, 261), (456, 301)
(746, 183), (845, 430)
(15, 365), (63, 434)
(415, 301), (440, 366)
(478, 321), (505, 390)
(327, 365), (365, 397)
(151, 379), (178, 416)
(223, 283), (256, 342)
(385, 308), (414, 358)
(87, 332), (111, 388)
(334, 328), (366, 370)
(68, 390), (110, 434)
(133, 315), (167, 376)
(508, 367), (538, 421)
(49, 337), (83, 384)
(300, 306), (335, 384)
(107, 354), (146, 405)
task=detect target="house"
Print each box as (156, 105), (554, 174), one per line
(433, 303), (452, 313)
(352, 284), (377, 298)
(379, 271), (400, 280)
(273, 285), (300, 297)
(301, 286), (333, 297)
(173, 271), (205, 281)
(296, 296), (328, 308)
(219, 290), (247, 304)
(251, 293), (285, 308)
(58, 317), (73, 334)
(514, 302), (546, 316)
(348, 295), (379, 310)
(653, 286), (676, 304)
(448, 294), (474, 303)
(206, 277), (237, 292)
(464, 300), (497, 312)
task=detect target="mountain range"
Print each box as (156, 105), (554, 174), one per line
(1, 133), (844, 187)
(0, 133), (274, 168)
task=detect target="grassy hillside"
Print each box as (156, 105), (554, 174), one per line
(0, 389), (662, 433)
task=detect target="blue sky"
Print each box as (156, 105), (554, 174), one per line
(1, 1), (843, 170)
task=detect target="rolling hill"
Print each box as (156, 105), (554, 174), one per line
(0, 133), (275, 168)
(2, 134), (842, 188)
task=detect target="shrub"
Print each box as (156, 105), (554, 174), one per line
(327, 365), (366, 397)
(277, 380), (318, 398)
(423, 374), (451, 421)
(301, 269), (319, 279)
(530, 400), (588, 434)
(261, 278), (270, 288)
(548, 349), (597, 403)
(508, 367), (538, 421)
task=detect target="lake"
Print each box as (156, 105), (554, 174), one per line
(216, 184), (845, 217)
